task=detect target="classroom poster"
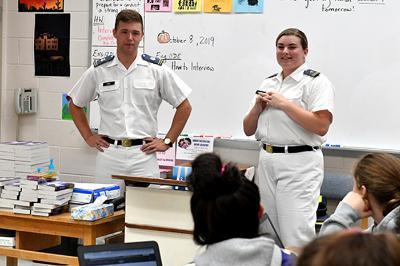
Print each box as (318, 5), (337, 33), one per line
(175, 136), (214, 161)
(233, 0), (263, 13)
(145, 0), (172, 12)
(204, 0), (232, 13)
(62, 93), (87, 120)
(156, 134), (176, 167)
(34, 14), (70, 77)
(174, 0), (202, 12)
(19, 0), (64, 12)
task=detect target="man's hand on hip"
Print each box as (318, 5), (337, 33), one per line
(141, 137), (169, 154)
(86, 135), (109, 152)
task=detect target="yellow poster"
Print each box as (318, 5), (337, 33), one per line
(174, 0), (202, 12)
(204, 0), (232, 13)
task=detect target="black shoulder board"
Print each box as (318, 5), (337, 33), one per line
(141, 54), (164, 66)
(94, 55), (114, 67)
(304, 69), (320, 78)
(266, 73), (278, 79)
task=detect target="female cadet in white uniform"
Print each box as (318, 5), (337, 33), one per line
(68, 10), (192, 189)
(243, 28), (334, 248)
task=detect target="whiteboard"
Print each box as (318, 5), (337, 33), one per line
(91, 0), (400, 151)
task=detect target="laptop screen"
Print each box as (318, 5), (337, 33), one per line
(78, 241), (162, 266)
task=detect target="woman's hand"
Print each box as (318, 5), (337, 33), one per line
(254, 93), (268, 112)
(342, 191), (373, 218)
(265, 91), (289, 109)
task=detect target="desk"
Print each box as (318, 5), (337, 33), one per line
(0, 210), (124, 266)
(113, 175), (199, 266)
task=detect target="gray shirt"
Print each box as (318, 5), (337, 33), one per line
(320, 201), (400, 235)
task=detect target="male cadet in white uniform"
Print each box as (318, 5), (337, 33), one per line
(68, 9), (192, 188)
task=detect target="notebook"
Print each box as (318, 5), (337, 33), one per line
(77, 241), (162, 266)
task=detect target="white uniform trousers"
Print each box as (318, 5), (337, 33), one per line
(95, 144), (160, 193)
(256, 148), (323, 248)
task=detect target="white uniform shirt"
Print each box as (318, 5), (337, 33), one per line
(251, 63), (334, 146)
(68, 54), (191, 139)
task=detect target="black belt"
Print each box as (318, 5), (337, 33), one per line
(104, 137), (145, 147)
(263, 144), (319, 153)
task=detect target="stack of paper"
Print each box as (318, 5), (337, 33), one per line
(13, 141), (49, 178)
(0, 141), (18, 179)
(0, 141), (50, 179)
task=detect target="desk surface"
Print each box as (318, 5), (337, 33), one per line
(0, 209), (124, 226)
(0, 210), (125, 266)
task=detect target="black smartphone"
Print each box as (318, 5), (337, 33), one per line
(255, 90), (266, 95)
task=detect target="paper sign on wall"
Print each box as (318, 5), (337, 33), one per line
(156, 134), (176, 167)
(176, 136), (214, 161)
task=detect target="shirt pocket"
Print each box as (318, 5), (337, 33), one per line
(131, 78), (156, 105)
(284, 87), (305, 108)
(98, 81), (121, 108)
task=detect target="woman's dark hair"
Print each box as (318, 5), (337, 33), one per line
(298, 232), (400, 266)
(187, 153), (260, 245)
(275, 28), (308, 49)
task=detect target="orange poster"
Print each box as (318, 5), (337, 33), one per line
(19, 0), (64, 12)
(204, 0), (232, 13)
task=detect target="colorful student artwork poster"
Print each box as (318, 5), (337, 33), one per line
(176, 136), (214, 161)
(233, 0), (263, 13)
(174, 0), (202, 13)
(156, 134), (176, 167)
(145, 0), (172, 12)
(34, 14), (70, 77)
(19, 0), (64, 12)
(62, 93), (87, 120)
(204, 0), (232, 13)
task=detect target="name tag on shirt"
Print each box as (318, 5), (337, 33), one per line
(103, 81), (115, 86)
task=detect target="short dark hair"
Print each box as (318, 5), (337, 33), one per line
(114, 9), (143, 31)
(187, 153), (260, 245)
(276, 28), (308, 49)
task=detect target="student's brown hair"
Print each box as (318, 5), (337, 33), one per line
(298, 232), (400, 266)
(354, 153), (400, 216)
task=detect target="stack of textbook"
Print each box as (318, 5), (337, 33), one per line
(32, 180), (74, 216)
(0, 229), (15, 247)
(13, 172), (58, 215)
(13, 141), (49, 179)
(0, 140), (50, 179)
(0, 141), (18, 183)
(0, 182), (20, 212)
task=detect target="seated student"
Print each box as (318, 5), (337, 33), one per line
(187, 153), (295, 266)
(297, 231), (400, 266)
(320, 153), (400, 235)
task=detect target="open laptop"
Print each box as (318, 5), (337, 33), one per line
(77, 241), (162, 266)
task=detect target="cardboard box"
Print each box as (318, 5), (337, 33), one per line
(71, 203), (114, 221)
(71, 183), (120, 204)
